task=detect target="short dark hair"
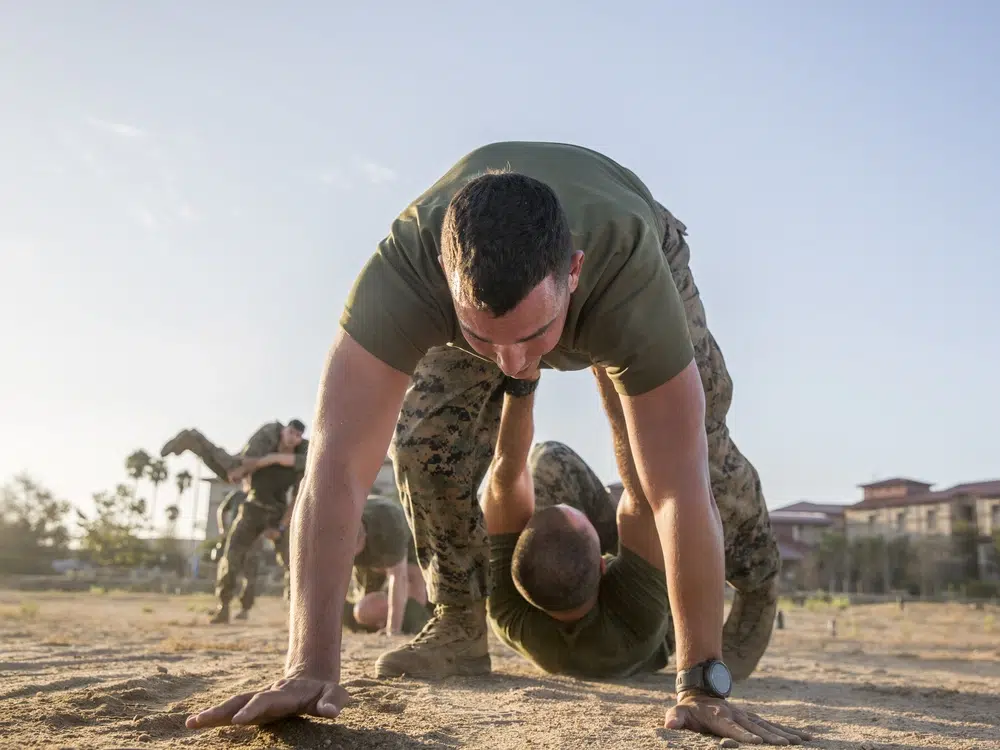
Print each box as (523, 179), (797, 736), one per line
(440, 170), (574, 317)
(287, 419), (306, 433)
(511, 506), (602, 612)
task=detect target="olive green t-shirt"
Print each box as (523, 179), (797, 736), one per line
(340, 141), (694, 396)
(247, 438), (309, 513)
(348, 495), (418, 601)
(487, 533), (671, 679)
(354, 495), (417, 570)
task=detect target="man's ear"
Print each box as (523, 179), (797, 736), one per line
(599, 556), (607, 575)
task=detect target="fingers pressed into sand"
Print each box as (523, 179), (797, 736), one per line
(185, 693), (255, 729)
(665, 705), (763, 745)
(232, 689), (309, 725)
(733, 712), (791, 746)
(748, 713), (814, 741)
(709, 716), (766, 745)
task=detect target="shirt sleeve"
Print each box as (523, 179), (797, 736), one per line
(339, 211), (454, 376)
(486, 533), (566, 664)
(601, 545), (671, 639)
(240, 422), (281, 459)
(582, 218), (695, 397)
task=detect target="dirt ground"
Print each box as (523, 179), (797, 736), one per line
(2, 591), (998, 750)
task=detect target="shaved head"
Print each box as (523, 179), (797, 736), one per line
(511, 505), (602, 613)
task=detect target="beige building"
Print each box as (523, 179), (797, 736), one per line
(844, 477), (1000, 580)
(844, 478), (999, 540)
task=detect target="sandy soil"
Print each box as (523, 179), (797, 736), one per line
(2, 591), (998, 749)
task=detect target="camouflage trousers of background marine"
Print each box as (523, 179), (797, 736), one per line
(160, 428), (242, 481)
(390, 203), (780, 608)
(216, 502), (291, 607)
(235, 536), (264, 612)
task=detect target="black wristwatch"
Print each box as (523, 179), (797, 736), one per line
(675, 659), (733, 699)
(503, 375), (539, 398)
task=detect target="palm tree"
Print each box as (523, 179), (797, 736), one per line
(125, 450), (151, 495)
(175, 470), (193, 505)
(146, 459), (169, 530)
(164, 504), (180, 537)
(174, 470), (193, 540)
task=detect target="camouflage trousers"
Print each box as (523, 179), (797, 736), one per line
(392, 205), (780, 605)
(161, 428), (241, 481)
(528, 441), (620, 555)
(236, 536), (264, 612)
(216, 501), (290, 606)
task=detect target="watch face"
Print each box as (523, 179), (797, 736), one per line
(707, 662), (733, 696)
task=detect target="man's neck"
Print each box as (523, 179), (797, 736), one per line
(545, 593), (599, 623)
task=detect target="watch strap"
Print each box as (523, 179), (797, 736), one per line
(503, 376), (539, 397)
(675, 662), (707, 694)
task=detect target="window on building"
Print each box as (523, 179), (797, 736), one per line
(896, 512), (906, 531)
(926, 509), (937, 532)
(992, 503), (1000, 530)
(792, 525), (801, 541)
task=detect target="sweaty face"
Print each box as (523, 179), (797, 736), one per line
(452, 253), (584, 379)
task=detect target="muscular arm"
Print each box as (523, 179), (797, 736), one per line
(383, 559), (409, 635)
(598, 361), (724, 672)
(481, 379), (539, 536)
(593, 368), (664, 570)
(286, 327), (411, 681)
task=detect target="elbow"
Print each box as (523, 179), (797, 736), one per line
(489, 457), (528, 494)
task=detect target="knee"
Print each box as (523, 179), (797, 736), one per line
(354, 593), (388, 629)
(529, 440), (584, 475)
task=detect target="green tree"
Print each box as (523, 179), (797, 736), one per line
(174, 469), (193, 535)
(125, 449), (151, 495)
(77, 484), (151, 568)
(145, 458), (169, 529)
(0, 475), (71, 574)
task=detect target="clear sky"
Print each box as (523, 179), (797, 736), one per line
(2, 1), (998, 539)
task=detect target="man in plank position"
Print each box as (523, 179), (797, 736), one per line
(186, 141), (791, 743)
(343, 494), (432, 636)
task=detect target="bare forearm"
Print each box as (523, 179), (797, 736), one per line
(653, 462), (725, 670)
(619, 361), (725, 672)
(482, 386), (537, 534)
(285, 472), (366, 680)
(285, 328), (411, 680)
(593, 367), (647, 506)
(386, 564), (408, 634)
(492, 386), (537, 476)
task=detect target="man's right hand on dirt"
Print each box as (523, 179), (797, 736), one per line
(184, 676), (349, 728)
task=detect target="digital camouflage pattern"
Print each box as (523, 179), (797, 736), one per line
(391, 204), (780, 674)
(160, 428), (243, 482)
(215, 500), (290, 608)
(528, 441), (619, 555)
(391, 347), (506, 605)
(218, 490), (264, 612)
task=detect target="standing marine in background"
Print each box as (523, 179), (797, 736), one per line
(160, 418), (308, 624)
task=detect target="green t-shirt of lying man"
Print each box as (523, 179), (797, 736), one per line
(487, 533), (672, 679)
